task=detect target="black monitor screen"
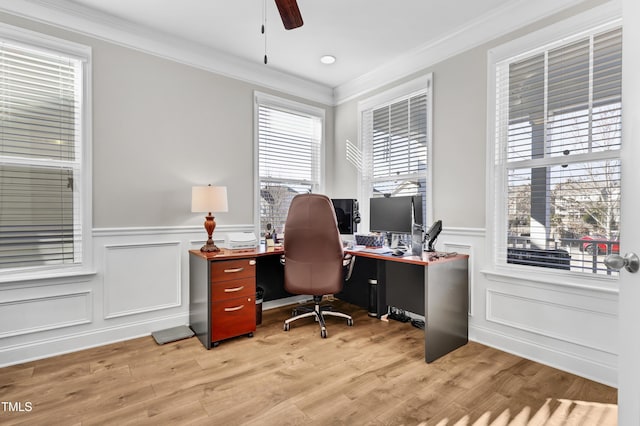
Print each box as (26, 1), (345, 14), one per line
(331, 198), (358, 234)
(370, 195), (422, 233)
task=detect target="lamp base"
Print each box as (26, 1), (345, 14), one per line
(200, 242), (221, 252)
(200, 214), (220, 252)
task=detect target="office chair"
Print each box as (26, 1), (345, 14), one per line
(281, 193), (354, 338)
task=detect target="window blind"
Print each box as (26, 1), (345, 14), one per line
(0, 40), (83, 271)
(257, 101), (322, 235)
(496, 26), (622, 275)
(362, 92), (428, 225)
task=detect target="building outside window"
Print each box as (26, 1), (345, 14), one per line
(491, 22), (622, 275)
(359, 75), (432, 232)
(254, 92), (324, 238)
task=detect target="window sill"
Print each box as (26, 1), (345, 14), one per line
(0, 269), (97, 287)
(481, 267), (619, 295)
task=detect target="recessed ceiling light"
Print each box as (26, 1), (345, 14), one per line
(320, 55), (336, 64)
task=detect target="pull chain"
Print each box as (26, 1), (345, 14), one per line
(262, 0), (268, 64)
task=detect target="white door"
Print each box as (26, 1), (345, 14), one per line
(617, 0), (640, 423)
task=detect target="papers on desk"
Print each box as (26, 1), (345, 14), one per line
(225, 232), (258, 249)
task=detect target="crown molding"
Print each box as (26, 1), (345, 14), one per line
(333, 0), (603, 105)
(0, 0), (617, 107)
(0, 0), (335, 106)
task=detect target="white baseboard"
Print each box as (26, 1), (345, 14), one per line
(0, 313), (188, 368)
(471, 324), (617, 388)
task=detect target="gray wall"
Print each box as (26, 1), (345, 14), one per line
(0, 11), (334, 229)
(332, 0), (609, 229)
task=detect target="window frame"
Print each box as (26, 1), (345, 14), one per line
(253, 91), (325, 238)
(357, 74), (433, 233)
(0, 23), (93, 283)
(486, 4), (622, 282)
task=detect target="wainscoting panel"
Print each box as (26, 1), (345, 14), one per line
(486, 289), (617, 354)
(442, 227), (618, 386)
(0, 291), (92, 338)
(103, 241), (181, 319)
(0, 225), (620, 387)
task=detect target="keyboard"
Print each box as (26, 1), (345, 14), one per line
(360, 247), (393, 254)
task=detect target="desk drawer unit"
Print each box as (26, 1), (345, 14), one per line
(210, 258), (256, 347)
(211, 258), (256, 281)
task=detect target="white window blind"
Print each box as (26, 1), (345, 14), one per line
(0, 31), (88, 275)
(256, 93), (323, 235)
(494, 26), (622, 275)
(361, 88), (430, 228)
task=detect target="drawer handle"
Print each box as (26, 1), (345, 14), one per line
(224, 267), (244, 273)
(224, 304), (244, 312)
(224, 286), (245, 293)
(249, 260), (256, 266)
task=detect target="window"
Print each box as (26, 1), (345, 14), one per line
(491, 19), (622, 275)
(359, 75), (432, 231)
(255, 92), (324, 236)
(0, 25), (91, 280)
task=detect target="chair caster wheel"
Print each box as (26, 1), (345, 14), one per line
(212, 341), (220, 348)
(284, 323), (290, 331)
(248, 332), (254, 338)
(347, 319), (353, 326)
(321, 329), (327, 338)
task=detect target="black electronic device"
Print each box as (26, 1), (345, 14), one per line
(369, 195), (423, 234)
(331, 198), (359, 235)
(424, 220), (442, 252)
(411, 195), (423, 227)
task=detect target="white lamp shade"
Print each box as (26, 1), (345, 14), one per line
(191, 186), (229, 213)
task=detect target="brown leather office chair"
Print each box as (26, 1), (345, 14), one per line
(282, 193), (354, 338)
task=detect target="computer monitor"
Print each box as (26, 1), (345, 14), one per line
(369, 195), (422, 234)
(331, 198), (359, 234)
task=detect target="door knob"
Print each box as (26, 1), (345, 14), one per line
(604, 253), (639, 273)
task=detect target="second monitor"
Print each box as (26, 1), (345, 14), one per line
(369, 195), (423, 234)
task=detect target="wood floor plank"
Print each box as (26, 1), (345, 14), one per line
(0, 301), (617, 425)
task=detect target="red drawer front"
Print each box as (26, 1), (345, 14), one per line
(211, 259), (256, 282)
(211, 277), (255, 301)
(211, 296), (256, 342)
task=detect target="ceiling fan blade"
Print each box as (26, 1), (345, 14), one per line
(274, 0), (303, 30)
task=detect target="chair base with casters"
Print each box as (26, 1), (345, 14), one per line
(283, 295), (353, 338)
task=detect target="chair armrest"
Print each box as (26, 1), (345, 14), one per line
(343, 253), (355, 281)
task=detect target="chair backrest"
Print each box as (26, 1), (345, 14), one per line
(283, 193), (344, 296)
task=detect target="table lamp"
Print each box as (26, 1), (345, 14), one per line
(192, 185), (228, 252)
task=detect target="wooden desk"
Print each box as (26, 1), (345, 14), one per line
(189, 246), (283, 348)
(189, 246), (468, 363)
(343, 250), (469, 363)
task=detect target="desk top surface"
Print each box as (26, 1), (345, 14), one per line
(189, 245), (283, 261)
(346, 249), (468, 266)
(189, 245), (467, 266)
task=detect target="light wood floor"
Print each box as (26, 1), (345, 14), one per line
(0, 301), (617, 425)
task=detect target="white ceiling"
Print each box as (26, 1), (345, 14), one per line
(65, 0), (517, 88)
(1, 0), (589, 104)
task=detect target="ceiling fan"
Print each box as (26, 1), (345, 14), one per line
(274, 0), (304, 30)
(261, 0), (303, 64)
